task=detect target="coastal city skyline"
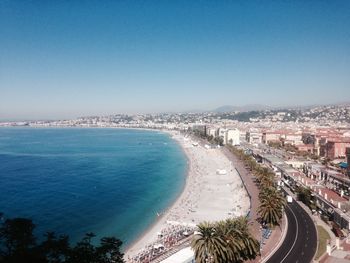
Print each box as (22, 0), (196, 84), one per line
(1, 1), (350, 120)
(2, 1), (350, 263)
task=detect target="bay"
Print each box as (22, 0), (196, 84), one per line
(0, 127), (186, 247)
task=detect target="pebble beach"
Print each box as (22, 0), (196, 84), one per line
(125, 131), (250, 260)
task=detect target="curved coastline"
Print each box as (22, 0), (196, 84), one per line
(124, 130), (251, 260)
(122, 130), (189, 252)
(0, 127), (187, 247)
(0, 126), (250, 260)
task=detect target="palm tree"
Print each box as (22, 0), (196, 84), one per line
(191, 219), (260, 263)
(215, 220), (242, 262)
(259, 174), (275, 188)
(240, 234), (260, 260)
(246, 158), (257, 171)
(258, 188), (286, 227)
(254, 167), (269, 179)
(191, 222), (227, 263)
(229, 217), (260, 261)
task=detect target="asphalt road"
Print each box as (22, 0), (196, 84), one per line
(266, 200), (317, 263)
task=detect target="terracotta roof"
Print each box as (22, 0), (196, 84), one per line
(327, 137), (350, 143)
(318, 188), (347, 203)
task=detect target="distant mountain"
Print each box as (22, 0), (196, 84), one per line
(212, 104), (272, 113)
(175, 101), (350, 115)
(181, 109), (206, 114)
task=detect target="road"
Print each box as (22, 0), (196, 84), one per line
(266, 200), (317, 263)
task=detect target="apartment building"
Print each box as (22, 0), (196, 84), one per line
(226, 128), (240, 146)
(262, 131), (281, 144)
(325, 138), (350, 160)
(246, 130), (262, 144)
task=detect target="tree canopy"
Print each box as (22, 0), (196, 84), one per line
(191, 217), (259, 263)
(0, 217), (125, 263)
(227, 145), (286, 228)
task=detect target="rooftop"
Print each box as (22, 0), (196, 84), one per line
(160, 247), (194, 263)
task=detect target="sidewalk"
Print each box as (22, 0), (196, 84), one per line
(222, 147), (287, 262)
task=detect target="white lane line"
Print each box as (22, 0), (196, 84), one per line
(261, 213), (289, 263)
(281, 204), (299, 263)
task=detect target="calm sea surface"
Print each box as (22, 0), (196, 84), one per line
(0, 127), (186, 247)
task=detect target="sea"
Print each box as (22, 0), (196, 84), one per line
(0, 127), (187, 248)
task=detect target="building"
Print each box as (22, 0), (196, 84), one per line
(297, 144), (315, 153)
(206, 127), (217, 138)
(283, 133), (303, 146)
(192, 124), (206, 136)
(226, 128), (240, 146)
(325, 138), (350, 160)
(218, 128), (228, 144)
(246, 130), (262, 144)
(251, 145), (350, 232)
(205, 127), (240, 146)
(160, 247), (194, 263)
(262, 131), (281, 144)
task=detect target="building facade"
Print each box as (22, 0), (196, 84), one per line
(326, 138), (350, 160)
(226, 128), (240, 146)
(246, 130), (262, 144)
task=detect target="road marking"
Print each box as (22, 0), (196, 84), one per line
(280, 204), (299, 263)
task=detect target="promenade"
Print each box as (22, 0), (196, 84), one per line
(222, 147), (286, 263)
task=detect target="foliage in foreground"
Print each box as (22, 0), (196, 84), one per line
(191, 217), (259, 263)
(0, 217), (124, 263)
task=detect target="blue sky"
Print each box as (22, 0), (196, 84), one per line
(1, 1), (350, 120)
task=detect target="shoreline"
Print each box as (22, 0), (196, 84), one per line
(1, 126), (251, 261)
(123, 131), (193, 258)
(122, 130), (189, 252)
(124, 131), (251, 260)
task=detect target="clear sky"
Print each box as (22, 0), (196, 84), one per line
(1, 1), (350, 120)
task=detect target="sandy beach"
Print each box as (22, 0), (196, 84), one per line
(124, 131), (250, 260)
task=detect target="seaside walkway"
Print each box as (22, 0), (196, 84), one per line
(222, 147), (286, 263)
(222, 148), (261, 235)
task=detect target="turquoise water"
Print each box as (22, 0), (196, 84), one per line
(0, 127), (187, 247)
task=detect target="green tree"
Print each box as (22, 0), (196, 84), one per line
(191, 222), (227, 263)
(230, 217), (259, 261)
(215, 220), (242, 262)
(96, 237), (124, 263)
(0, 216), (125, 263)
(40, 232), (70, 263)
(258, 188), (286, 227)
(296, 186), (314, 209)
(0, 218), (45, 263)
(191, 218), (259, 263)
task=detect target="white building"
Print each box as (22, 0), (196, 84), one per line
(160, 247), (195, 263)
(226, 128), (240, 146)
(218, 128), (228, 144)
(246, 130), (262, 144)
(206, 127), (217, 138)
